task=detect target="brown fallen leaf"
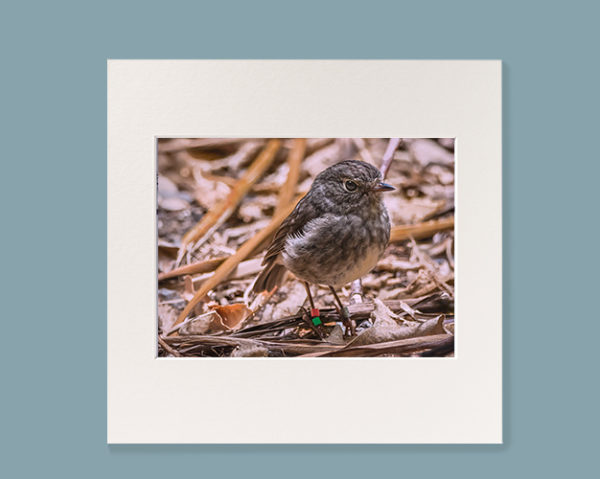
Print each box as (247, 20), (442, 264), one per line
(211, 303), (252, 330)
(348, 299), (445, 346)
(179, 303), (252, 335)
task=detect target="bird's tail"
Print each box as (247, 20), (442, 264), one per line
(252, 261), (287, 293)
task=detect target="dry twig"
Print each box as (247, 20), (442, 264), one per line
(159, 256), (228, 281)
(170, 196), (304, 333)
(390, 217), (454, 243)
(177, 139), (281, 262)
(157, 336), (181, 357)
(380, 138), (403, 179)
(274, 138), (306, 216)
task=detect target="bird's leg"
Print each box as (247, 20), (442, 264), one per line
(329, 286), (355, 337)
(302, 281), (324, 339)
(304, 281), (316, 310)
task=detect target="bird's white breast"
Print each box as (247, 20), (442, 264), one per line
(282, 213), (387, 287)
(332, 242), (384, 286)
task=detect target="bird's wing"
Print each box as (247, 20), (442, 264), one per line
(262, 194), (319, 265)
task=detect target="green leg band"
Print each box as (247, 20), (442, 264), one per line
(312, 316), (322, 326)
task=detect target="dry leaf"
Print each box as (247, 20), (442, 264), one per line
(192, 166), (231, 209)
(179, 304), (252, 335)
(325, 325), (346, 345)
(158, 304), (179, 333)
(261, 281), (304, 322)
(349, 299), (446, 346)
(179, 311), (217, 335)
(211, 303), (252, 330)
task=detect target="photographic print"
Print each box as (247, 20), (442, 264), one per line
(109, 60), (501, 443)
(157, 138), (455, 358)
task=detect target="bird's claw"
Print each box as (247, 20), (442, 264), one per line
(340, 306), (356, 337)
(301, 308), (326, 340)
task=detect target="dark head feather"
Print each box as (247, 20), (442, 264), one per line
(308, 160), (384, 215)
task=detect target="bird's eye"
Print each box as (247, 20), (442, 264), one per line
(344, 180), (358, 192)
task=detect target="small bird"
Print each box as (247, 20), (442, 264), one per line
(252, 159), (394, 335)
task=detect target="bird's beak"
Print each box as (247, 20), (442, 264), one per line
(372, 181), (395, 192)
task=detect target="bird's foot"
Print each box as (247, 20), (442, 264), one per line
(328, 286), (356, 337)
(300, 307), (326, 339)
(339, 306), (356, 337)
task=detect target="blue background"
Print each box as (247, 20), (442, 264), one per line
(2, 0), (598, 477)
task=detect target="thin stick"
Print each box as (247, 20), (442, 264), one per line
(158, 256), (228, 281)
(309, 334), (453, 358)
(170, 195), (304, 333)
(177, 139), (281, 262)
(275, 138), (306, 216)
(164, 334), (341, 356)
(409, 236), (454, 297)
(157, 336), (181, 357)
(380, 138), (403, 179)
(190, 258), (263, 286)
(390, 217), (454, 243)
